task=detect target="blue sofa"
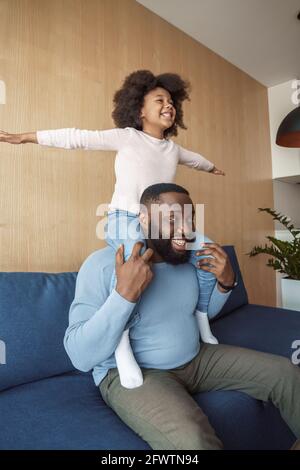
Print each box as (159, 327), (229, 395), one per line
(0, 246), (299, 450)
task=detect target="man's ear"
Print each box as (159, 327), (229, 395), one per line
(139, 212), (146, 225)
(139, 212), (147, 226)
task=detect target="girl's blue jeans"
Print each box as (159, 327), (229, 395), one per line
(104, 210), (216, 329)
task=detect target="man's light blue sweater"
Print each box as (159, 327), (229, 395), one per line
(64, 246), (231, 386)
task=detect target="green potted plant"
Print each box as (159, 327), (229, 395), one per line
(246, 208), (300, 311)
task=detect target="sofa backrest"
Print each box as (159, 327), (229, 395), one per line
(0, 272), (77, 392)
(213, 245), (249, 320)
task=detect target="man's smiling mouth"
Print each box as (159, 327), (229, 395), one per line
(171, 238), (187, 251)
(171, 235), (196, 252)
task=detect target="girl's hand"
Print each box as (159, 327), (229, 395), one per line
(210, 165), (225, 176)
(0, 130), (22, 144)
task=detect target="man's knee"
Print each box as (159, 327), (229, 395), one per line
(281, 358), (300, 384)
(267, 355), (300, 392)
(274, 356), (299, 377)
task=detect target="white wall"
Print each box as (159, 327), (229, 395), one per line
(273, 180), (300, 229)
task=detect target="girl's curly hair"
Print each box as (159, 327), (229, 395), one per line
(111, 70), (191, 139)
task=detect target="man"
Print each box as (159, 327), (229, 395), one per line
(64, 183), (300, 450)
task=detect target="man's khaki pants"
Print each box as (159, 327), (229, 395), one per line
(99, 343), (300, 450)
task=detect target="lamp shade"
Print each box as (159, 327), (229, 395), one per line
(276, 106), (300, 147)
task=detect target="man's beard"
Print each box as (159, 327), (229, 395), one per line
(149, 231), (192, 265)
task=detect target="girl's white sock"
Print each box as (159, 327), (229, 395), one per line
(195, 310), (219, 344)
(114, 328), (144, 389)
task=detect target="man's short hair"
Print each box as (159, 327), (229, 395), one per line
(140, 183), (190, 207)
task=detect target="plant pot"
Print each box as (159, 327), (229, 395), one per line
(281, 278), (300, 312)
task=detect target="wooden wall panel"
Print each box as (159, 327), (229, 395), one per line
(0, 0), (275, 305)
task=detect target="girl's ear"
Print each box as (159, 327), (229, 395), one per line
(140, 102), (146, 119)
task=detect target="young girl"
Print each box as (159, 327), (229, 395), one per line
(0, 70), (225, 389)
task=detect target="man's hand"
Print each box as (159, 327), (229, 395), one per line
(115, 241), (154, 302)
(195, 243), (234, 292)
(209, 165), (225, 176)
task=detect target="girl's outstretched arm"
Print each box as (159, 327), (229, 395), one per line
(0, 127), (131, 150)
(177, 144), (225, 175)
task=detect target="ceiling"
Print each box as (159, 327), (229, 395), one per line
(136, 0), (300, 87)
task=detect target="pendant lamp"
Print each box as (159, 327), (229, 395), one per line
(276, 12), (300, 148)
(276, 106), (300, 148)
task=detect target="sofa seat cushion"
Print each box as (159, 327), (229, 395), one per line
(0, 369), (294, 450)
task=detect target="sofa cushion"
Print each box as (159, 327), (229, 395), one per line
(0, 370), (294, 450)
(0, 272), (76, 392)
(0, 293), (298, 450)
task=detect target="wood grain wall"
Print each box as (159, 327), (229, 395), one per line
(0, 0), (275, 306)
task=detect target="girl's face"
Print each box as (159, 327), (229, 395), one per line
(140, 87), (176, 132)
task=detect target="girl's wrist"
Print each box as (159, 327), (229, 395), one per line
(16, 133), (24, 144)
(19, 132), (38, 144)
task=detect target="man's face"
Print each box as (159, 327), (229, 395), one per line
(141, 192), (196, 265)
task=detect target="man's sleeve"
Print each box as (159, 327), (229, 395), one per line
(36, 127), (131, 151)
(177, 144), (214, 172)
(207, 282), (232, 320)
(63, 252), (136, 372)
